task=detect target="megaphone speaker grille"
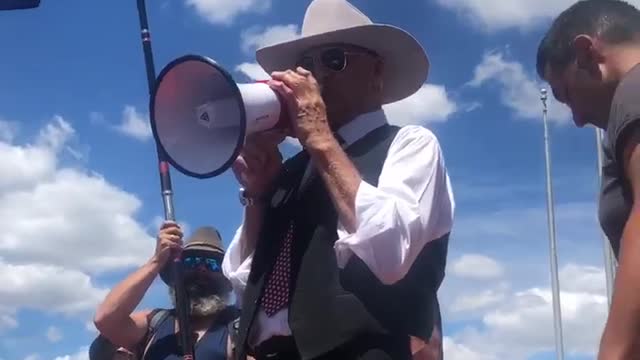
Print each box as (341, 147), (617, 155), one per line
(150, 55), (247, 178)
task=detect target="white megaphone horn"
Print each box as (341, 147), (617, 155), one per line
(149, 54), (289, 179)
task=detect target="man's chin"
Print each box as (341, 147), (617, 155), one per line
(190, 294), (227, 317)
(168, 287), (228, 317)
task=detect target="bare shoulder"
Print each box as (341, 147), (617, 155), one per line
(131, 309), (156, 330)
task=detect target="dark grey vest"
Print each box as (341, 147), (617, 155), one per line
(236, 124), (448, 360)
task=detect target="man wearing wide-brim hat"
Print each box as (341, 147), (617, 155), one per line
(223, 0), (454, 359)
(93, 223), (241, 360)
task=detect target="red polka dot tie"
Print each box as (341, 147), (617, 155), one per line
(260, 221), (294, 317)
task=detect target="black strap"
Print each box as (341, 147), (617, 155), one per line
(139, 308), (171, 358)
(228, 317), (241, 358)
(149, 308), (170, 330)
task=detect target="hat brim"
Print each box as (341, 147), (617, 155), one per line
(255, 24), (429, 104)
(183, 243), (225, 255)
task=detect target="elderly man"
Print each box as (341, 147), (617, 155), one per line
(93, 223), (240, 359)
(222, 0), (455, 359)
(537, 0), (640, 358)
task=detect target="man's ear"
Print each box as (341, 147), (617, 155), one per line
(573, 34), (604, 72)
(374, 58), (384, 76)
(371, 59), (384, 93)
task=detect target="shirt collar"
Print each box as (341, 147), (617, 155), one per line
(335, 109), (388, 147)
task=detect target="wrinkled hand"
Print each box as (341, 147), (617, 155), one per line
(269, 68), (332, 147)
(232, 130), (286, 198)
(152, 221), (183, 267)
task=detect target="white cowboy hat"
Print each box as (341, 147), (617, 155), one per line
(255, 0), (429, 105)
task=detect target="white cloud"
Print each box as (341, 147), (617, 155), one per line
(0, 166), (154, 273)
(468, 50), (571, 124)
(560, 263), (607, 294)
(439, 182), (609, 358)
(442, 255), (608, 359)
(0, 311), (17, 333)
(435, 0), (640, 32)
(0, 259), (108, 315)
(0, 119), (17, 142)
(23, 354), (39, 360)
(0, 117), (154, 342)
(443, 337), (498, 360)
(46, 326), (63, 343)
(185, 0), (271, 26)
(53, 347), (89, 360)
(451, 254), (505, 280)
(235, 62), (270, 81)
(37, 117), (75, 150)
(115, 105), (152, 141)
(383, 84), (458, 125)
(241, 24), (301, 54)
(450, 287), (507, 313)
(0, 135), (59, 192)
(235, 25), (301, 80)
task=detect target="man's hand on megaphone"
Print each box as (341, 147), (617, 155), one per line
(269, 68), (332, 149)
(232, 130), (286, 199)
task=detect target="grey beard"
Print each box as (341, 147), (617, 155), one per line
(168, 287), (228, 317)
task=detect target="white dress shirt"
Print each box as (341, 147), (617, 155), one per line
(222, 109), (455, 347)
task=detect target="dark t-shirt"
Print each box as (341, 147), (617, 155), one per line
(598, 63), (640, 258)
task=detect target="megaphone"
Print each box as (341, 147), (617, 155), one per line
(150, 54), (288, 179)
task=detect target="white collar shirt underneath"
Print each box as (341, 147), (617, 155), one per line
(221, 108), (455, 347)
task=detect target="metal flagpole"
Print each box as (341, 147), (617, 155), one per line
(541, 88), (565, 360)
(135, 1), (194, 359)
(595, 128), (618, 307)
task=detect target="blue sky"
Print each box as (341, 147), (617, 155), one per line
(0, 0), (628, 359)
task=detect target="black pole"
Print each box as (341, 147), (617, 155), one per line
(135, 1), (194, 359)
(0, 0), (41, 10)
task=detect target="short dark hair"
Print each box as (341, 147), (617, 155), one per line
(536, 0), (640, 79)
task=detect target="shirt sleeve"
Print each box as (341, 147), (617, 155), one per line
(333, 125), (455, 285)
(221, 224), (253, 304)
(608, 65), (640, 164)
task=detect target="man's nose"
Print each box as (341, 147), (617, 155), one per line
(196, 264), (208, 272)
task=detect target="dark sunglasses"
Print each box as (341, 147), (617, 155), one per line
(296, 47), (377, 74)
(182, 255), (221, 272)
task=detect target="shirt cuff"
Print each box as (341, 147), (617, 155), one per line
(333, 179), (421, 283)
(221, 225), (252, 303)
